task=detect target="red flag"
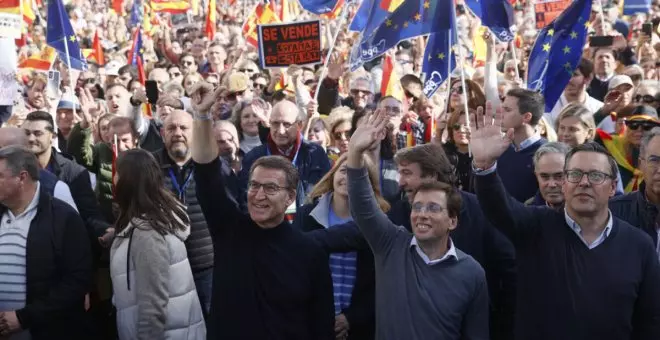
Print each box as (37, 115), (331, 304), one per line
(204, 0), (216, 39)
(90, 30), (105, 65)
(112, 0), (124, 15)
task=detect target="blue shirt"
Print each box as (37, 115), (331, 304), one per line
(328, 206), (357, 315)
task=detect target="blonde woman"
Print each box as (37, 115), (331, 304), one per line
(537, 116), (558, 142)
(295, 154), (388, 340)
(555, 104), (596, 147)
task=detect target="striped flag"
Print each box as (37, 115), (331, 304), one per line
(242, 2), (280, 47)
(205, 0), (216, 39)
(84, 30), (105, 65)
(18, 45), (56, 70)
(150, 0), (190, 14)
(23, 0), (36, 25)
(380, 55), (404, 101)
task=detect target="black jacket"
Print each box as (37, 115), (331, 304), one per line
(154, 150), (213, 273)
(609, 186), (658, 247)
(388, 191), (517, 340)
(316, 77), (380, 115)
(47, 150), (110, 239)
(295, 201), (375, 340)
(1, 187), (93, 339)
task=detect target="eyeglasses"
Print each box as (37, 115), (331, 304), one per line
(565, 169), (613, 185)
(641, 155), (660, 168)
(411, 202), (445, 214)
(450, 86), (464, 95)
(247, 181), (288, 195)
(625, 120), (659, 131)
(350, 89), (371, 96)
(333, 130), (352, 140)
(634, 94), (656, 104)
(239, 68), (256, 73)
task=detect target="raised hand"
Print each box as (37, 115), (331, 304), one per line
(79, 88), (95, 129)
(471, 102), (513, 169)
(326, 52), (346, 80)
(349, 108), (388, 155)
(131, 87), (148, 105)
(189, 82), (219, 114)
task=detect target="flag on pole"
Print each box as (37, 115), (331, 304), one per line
(242, 2), (280, 47)
(380, 54), (404, 101)
(527, 0), (591, 112)
(46, 0), (87, 70)
(422, 30), (455, 98)
(298, 0), (339, 15)
(205, 0), (216, 39)
(464, 0), (515, 42)
(128, 27), (153, 117)
(22, 0), (36, 25)
(84, 30), (104, 65)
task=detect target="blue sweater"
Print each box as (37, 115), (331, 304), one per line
(475, 171), (660, 340)
(497, 139), (546, 203)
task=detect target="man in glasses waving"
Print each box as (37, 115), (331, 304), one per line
(471, 102), (660, 340)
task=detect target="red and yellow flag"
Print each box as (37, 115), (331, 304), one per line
(242, 3), (280, 47)
(18, 45), (56, 70)
(83, 30), (105, 65)
(150, 0), (190, 14)
(111, 0), (124, 15)
(22, 0), (35, 26)
(380, 0), (404, 12)
(380, 55), (404, 102)
(205, 0), (216, 39)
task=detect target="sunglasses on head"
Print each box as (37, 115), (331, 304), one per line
(635, 94), (656, 104)
(625, 120), (659, 131)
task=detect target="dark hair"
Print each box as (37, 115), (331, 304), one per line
(394, 143), (456, 186)
(25, 111), (55, 132)
(114, 149), (189, 235)
(118, 64), (137, 78)
(0, 146), (40, 181)
(593, 47), (618, 62)
(565, 142), (619, 179)
(413, 181), (462, 218)
(506, 88), (545, 126)
(577, 58), (594, 79)
(249, 156), (299, 191)
(109, 116), (139, 139)
(180, 52), (196, 64)
(106, 83), (128, 93)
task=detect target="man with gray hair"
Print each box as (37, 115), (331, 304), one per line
(0, 127), (77, 211)
(611, 127), (660, 260)
(526, 142), (571, 208)
(317, 55), (378, 114)
(0, 146), (92, 338)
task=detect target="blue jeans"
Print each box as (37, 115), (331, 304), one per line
(193, 267), (213, 319)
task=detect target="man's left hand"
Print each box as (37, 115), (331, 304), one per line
(0, 311), (21, 336)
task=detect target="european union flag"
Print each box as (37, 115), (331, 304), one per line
(46, 0), (87, 70)
(348, 0), (370, 32)
(464, 0), (515, 42)
(298, 0), (339, 15)
(422, 30), (456, 98)
(358, 0), (401, 42)
(353, 0), (452, 65)
(130, 0), (143, 27)
(527, 0), (591, 112)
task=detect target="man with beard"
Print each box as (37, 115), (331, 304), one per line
(153, 109), (214, 317)
(525, 142), (569, 209)
(546, 59), (603, 125)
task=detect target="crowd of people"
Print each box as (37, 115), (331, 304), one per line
(1, 0), (660, 338)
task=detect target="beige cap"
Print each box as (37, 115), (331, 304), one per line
(227, 72), (250, 93)
(608, 75), (634, 91)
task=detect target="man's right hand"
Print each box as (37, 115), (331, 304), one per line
(471, 102), (513, 169)
(131, 87), (148, 106)
(189, 82), (218, 114)
(326, 53), (346, 81)
(347, 109), (388, 168)
(78, 88), (95, 130)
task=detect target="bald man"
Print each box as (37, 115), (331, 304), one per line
(239, 99), (331, 211)
(0, 127), (77, 211)
(152, 109), (215, 317)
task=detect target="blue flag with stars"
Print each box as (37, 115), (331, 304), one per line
(464, 0), (515, 42)
(130, 0), (143, 27)
(527, 0), (591, 112)
(46, 0), (87, 70)
(352, 0), (452, 66)
(422, 30), (456, 98)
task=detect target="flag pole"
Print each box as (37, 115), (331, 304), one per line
(442, 32), (453, 143)
(313, 6), (350, 103)
(451, 4), (471, 156)
(510, 41), (521, 87)
(62, 36), (77, 120)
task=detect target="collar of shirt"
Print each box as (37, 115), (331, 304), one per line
(514, 134), (542, 152)
(5, 183), (41, 221)
(410, 237), (458, 265)
(594, 73), (614, 82)
(564, 208), (613, 249)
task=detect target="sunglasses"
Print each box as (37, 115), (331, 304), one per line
(350, 89), (371, 96)
(239, 68), (256, 73)
(635, 94), (656, 104)
(253, 83), (267, 89)
(333, 130), (352, 140)
(625, 120), (659, 131)
(182, 61), (195, 66)
(450, 86), (464, 95)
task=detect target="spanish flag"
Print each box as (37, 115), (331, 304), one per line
(242, 3), (280, 47)
(18, 45), (56, 70)
(111, 0), (124, 15)
(380, 54), (404, 101)
(205, 0), (216, 39)
(83, 30), (104, 65)
(379, 0), (404, 11)
(150, 0), (190, 14)
(473, 26), (487, 68)
(22, 0), (36, 26)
